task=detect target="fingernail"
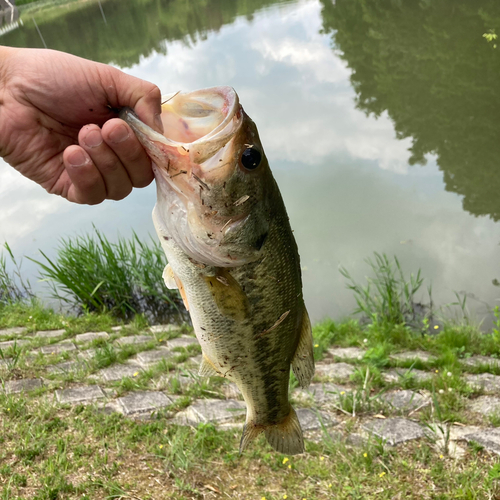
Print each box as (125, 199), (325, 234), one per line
(68, 149), (89, 167)
(84, 129), (103, 148)
(108, 124), (129, 144)
(154, 113), (164, 134)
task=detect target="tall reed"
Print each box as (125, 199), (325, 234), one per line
(0, 242), (33, 307)
(30, 228), (185, 323)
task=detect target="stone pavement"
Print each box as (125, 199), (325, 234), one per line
(1, 325), (500, 456)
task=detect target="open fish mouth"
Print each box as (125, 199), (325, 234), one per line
(121, 87), (255, 267)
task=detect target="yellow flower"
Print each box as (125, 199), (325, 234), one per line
(283, 496), (288, 499)
(133, 372), (139, 377)
(288, 465), (291, 469)
(328, 484), (332, 488)
(434, 325), (439, 330)
(320, 456), (325, 461)
(439, 454), (444, 459)
(363, 453), (367, 458)
(159, 444), (163, 449)
(282, 457), (289, 464)
(379, 472), (386, 478)
(435, 370), (439, 373)
(340, 391), (345, 395)
(314, 344), (319, 348)
(261, 497), (266, 500)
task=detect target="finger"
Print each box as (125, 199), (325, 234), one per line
(111, 71), (163, 133)
(63, 145), (106, 205)
(101, 118), (154, 189)
(79, 124), (133, 201)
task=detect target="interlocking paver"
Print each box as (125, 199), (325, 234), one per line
(464, 428), (500, 455)
(328, 347), (366, 361)
(468, 396), (500, 416)
(39, 340), (77, 355)
(150, 324), (180, 334)
(296, 408), (338, 431)
(363, 417), (426, 445)
(132, 348), (175, 367)
(115, 335), (154, 346)
(75, 331), (109, 343)
(35, 329), (66, 339)
(461, 356), (500, 370)
(55, 385), (106, 404)
(381, 390), (430, 411)
(465, 373), (500, 393)
(0, 339), (29, 350)
(117, 390), (173, 415)
(315, 362), (356, 381)
(177, 398), (245, 425)
(2, 378), (43, 394)
(389, 351), (436, 363)
(294, 383), (348, 406)
(382, 368), (433, 384)
(94, 364), (142, 382)
(0, 326), (27, 337)
(48, 360), (86, 374)
(166, 336), (199, 349)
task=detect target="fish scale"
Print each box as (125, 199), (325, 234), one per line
(122, 86), (315, 454)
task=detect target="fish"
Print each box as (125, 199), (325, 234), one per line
(121, 86), (314, 455)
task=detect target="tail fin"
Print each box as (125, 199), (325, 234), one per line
(239, 406), (304, 455)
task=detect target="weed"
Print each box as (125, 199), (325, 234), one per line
(339, 252), (431, 328)
(30, 227), (186, 323)
(0, 242), (33, 307)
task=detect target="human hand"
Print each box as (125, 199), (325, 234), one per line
(0, 47), (163, 204)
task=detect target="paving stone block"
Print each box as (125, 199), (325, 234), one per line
(117, 390), (173, 415)
(461, 356), (500, 370)
(115, 335), (154, 346)
(77, 349), (97, 361)
(150, 324), (180, 334)
(180, 399), (245, 425)
(328, 347), (366, 361)
(35, 329), (66, 339)
(75, 331), (109, 343)
(381, 390), (430, 411)
(389, 350), (436, 363)
(315, 362), (356, 381)
(0, 326), (27, 337)
(0, 358), (12, 370)
(185, 355), (202, 367)
(0, 339), (29, 350)
(296, 408), (338, 431)
(465, 373), (500, 393)
(363, 417), (426, 445)
(221, 382), (241, 399)
(47, 361), (86, 374)
(111, 326), (124, 332)
(56, 385), (106, 404)
(39, 340), (77, 355)
(464, 428), (500, 455)
(2, 378), (43, 394)
(133, 348), (175, 367)
(468, 396), (500, 416)
(94, 364), (142, 382)
(294, 383), (348, 406)
(167, 336), (199, 349)
(382, 368), (433, 384)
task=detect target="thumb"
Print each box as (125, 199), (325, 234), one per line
(107, 68), (163, 134)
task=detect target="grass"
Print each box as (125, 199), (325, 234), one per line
(28, 227), (185, 323)
(1, 251), (500, 498)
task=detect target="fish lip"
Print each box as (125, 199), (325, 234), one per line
(120, 86), (240, 156)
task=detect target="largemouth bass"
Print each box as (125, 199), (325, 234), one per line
(121, 87), (314, 455)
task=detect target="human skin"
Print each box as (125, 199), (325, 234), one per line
(0, 46), (163, 204)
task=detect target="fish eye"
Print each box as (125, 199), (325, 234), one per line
(241, 148), (262, 170)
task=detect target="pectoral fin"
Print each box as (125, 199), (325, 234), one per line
(163, 264), (189, 311)
(199, 353), (221, 378)
(203, 269), (249, 321)
(291, 308), (315, 388)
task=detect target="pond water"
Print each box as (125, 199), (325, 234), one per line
(1, 0), (499, 325)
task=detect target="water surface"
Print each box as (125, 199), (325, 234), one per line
(1, 0), (499, 324)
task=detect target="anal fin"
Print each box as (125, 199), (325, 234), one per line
(163, 264), (189, 311)
(291, 308), (315, 388)
(198, 353), (220, 378)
